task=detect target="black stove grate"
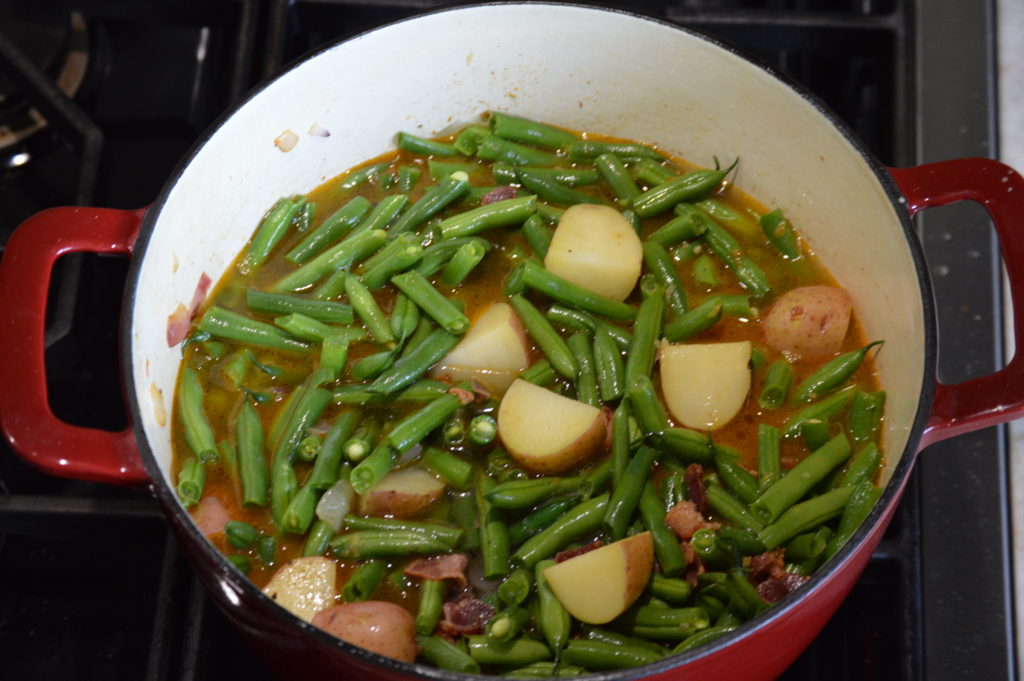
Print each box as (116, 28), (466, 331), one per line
(0, 2), (1012, 680)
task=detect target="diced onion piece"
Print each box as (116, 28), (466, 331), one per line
(275, 129), (299, 152)
(315, 479), (355, 532)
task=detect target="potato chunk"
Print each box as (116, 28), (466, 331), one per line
(358, 466), (445, 519)
(659, 340), (751, 430)
(263, 557), (336, 622)
(544, 204), (642, 301)
(313, 601), (418, 662)
(433, 302), (530, 392)
(496, 379), (605, 474)
(762, 285), (852, 360)
(542, 532), (653, 624)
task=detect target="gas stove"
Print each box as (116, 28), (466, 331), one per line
(0, 1), (1014, 679)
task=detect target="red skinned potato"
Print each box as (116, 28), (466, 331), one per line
(762, 285), (853, 360)
(358, 466), (445, 518)
(312, 601), (418, 663)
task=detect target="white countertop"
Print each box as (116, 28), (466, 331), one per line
(997, 0), (1024, 667)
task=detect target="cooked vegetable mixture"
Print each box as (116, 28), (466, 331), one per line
(173, 112), (885, 673)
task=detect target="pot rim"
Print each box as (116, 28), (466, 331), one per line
(121, 1), (938, 676)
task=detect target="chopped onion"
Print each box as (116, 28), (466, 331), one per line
(396, 443), (423, 468)
(315, 479), (354, 532)
(308, 122), (330, 137)
(275, 129), (299, 152)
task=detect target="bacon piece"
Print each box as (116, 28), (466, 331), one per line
(601, 406), (614, 451)
(780, 572), (809, 592)
(480, 186), (517, 205)
(684, 464), (707, 515)
(665, 500), (720, 541)
(756, 578), (789, 603)
(194, 495), (231, 537)
(449, 386), (475, 405)
(189, 272), (213, 314)
(555, 539), (603, 563)
(166, 303), (191, 347)
(404, 554), (469, 587)
(748, 550), (787, 584)
(439, 595), (495, 635)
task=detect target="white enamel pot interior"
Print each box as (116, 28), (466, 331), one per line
(123, 4), (931, 680)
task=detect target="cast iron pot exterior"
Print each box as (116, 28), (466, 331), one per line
(4, 5), (1024, 681)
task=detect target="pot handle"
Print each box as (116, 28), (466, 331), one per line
(889, 158), (1024, 448)
(0, 206), (149, 486)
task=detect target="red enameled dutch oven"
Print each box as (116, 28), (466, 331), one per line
(2, 4), (1024, 680)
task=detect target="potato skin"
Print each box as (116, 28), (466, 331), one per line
(312, 601), (418, 663)
(358, 467), (445, 519)
(762, 286), (852, 360)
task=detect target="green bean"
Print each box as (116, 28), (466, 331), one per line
(341, 419), (379, 462)
(272, 313), (365, 346)
(233, 399), (268, 505)
(627, 376), (670, 435)
(339, 162), (387, 189)
(429, 160), (478, 179)
(330, 530), (455, 558)
(567, 140), (663, 162)
(661, 472), (684, 508)
(631, 162), (735, 218)
(490, 112), (578, 149)
(793, 341), (884, 402)
(416, 579), (447, 635)
(521, 214), (552, 259)
(756, 423), (782, 489)
(497, 568), (533, 608)
(507, 496), (578, 546)
(825, 480), (882, 558)
(532, 559), (571, 657)
(784, 385), (858, 436)
(348, 194), (409, 241)
(591, 327), (625, 402)
(758, 485), (855, 550)
(759, 360), (794, 409)
(396, 131), (459, 156)
(440, 240), (487, 286)
(397, 165), (421, 192)
(566, 333), (600, 407)
(487, 607), (531, 641)
(421, 447), (473, 489)
(751, 433), (851, 524)
(649, 574), (693, 605)
(467, 636), (552, 666)
(640, 481), (686, 576)
(695, 592), (725, 621)
(749, 346), (767, 371)
(468, 414), (498, 446)
(417, 237), (491, 277)
(342, 516), (463, 545)
(272, 228), (387, 293)
(341, 559), (386, 602)
(509, 294), (577, 379)
(256, 535), (277, 565)
(453, 125), (490, 155)
(238, 197), (302, 274)
(385, 391), (463, 453)
(691, 529), (734, 572)
(724, 568), (768, 619)
(648, 211), (707, 247)
(513, 260), (636, 321)
(438, 196), (538, 239)
(632, 158), (675, 186)
(226, 554), (252, 574)
(663, 296), (725, 344)
(545, 305), (632, 350)
(245, 290), (354, 325)
(650, 428), (714, 466)
(280, 482), (319, 534)
(512, 493), (609, 569)
(718, 527), (767, 556)
(418, 635), (481, 673)
(350, 348), (396, 380)
(705, 484), (764, 532)
(301, 519), (334, 557)
(586, 458), (614, 494)
(304, 411), (358, 490)
(487, 477), (579, 509)
(801, 419), (831, 451)
(388, 173), (471, 237)
(368, 328), (459, 395)
(197, 307), (311, 354)
(220, 521), (256, 550)
(562, 639), (662, 670)
(388, 293), (420, 344)
(295, 200), (316, 232)
(313, 269), (348, 300)
(179, 367), (218, 463)
(672, 625), (737, 654)
(785, 526), (831, 561)
(595, 153), (642, 204)
(643, 240), (688, 315)
(760, 208), (800, 259)
(604, 446), (659, 540)
(443, 414), (466, 445)
(518, 359), (556, 387)
(582, 627), (665, 655)
(493, 164), (599, 186)
(361, 239), (423, 290)
(342, 275), (394, 345)
(285, 196), (372, 265)
(624, 287), (664, 388)
(838, 443), (882, 489)
(476, 472), (511, 579)
(850, 390), (886, 444)
(476, 135), (559, 166)
(695, 197), (757, 235)
(516, 169), (602, 206)
(678, 204), (772, 299)
(713, 444), (759, 504)
(692, 254), (719, 288)
(390, 271), (469, 335)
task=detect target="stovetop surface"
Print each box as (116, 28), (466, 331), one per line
(0, 1), (1015, 680)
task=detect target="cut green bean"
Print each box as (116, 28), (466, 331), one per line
(624, 287), (664, 388)
(516, 169), (602, 206)
(784, 385), (858, 436)
(628, 376), (670, 435)
(238, 197), (302, 274)
(825, 480), (882, 558)
(421, 447), (473, 489)
(705, 484), (764, 532)
(593, 327), (625, 402)
(494, 163), (599, 186)
(595, 153), (642, 204)
(521, 214), (552, 259)
(272, 228), (387, 293)
(368, 328), (458, 395)
(792, 341), (884, 402)
(758, 485), (855, 549)
(648, 211), (707, 247)
(512, 493), (609, 569)
(567, 333), (600, 407)
(513, 259), (636, 321)
(490, 112), (578, 149)
(562, 639), (662, 670)
(418, 635), (481, 673)
(197, 307), (311, 354)
(757, 423), (782, 489)
(286, 196), (372, 265)
(438, 196), (538, 239)
(662, 295), (722, 343)
(518, 359), (556, 386)
(759, 360), (794, 409)
(302, 519), (335, 557)
(467, 636), (552, 666)
(344, 275), (394, 345)
(509, 294), (577, 379)
(648, 427), (714, 466)
(838, 443), (882, 489)
(643, 240), (688, 315)
(640, 481), (686, 576)
(342, 516), (463, 545)
(361, 239), (423, 290)
(604, 446), (659, 540)
(713, 444), (759, 504)
(476, 135), (559, 166)
(751, 433), (851, 524)
(545, 305), (632, 350)
(331, 530), (455, 558)
(507, 496), (578, 546)
(535, 559), (571, 656)
(760, 208), (800, 259)
(397, 131), (459, 157)
(468, 414), (498, 446)
(850, 390), (886, 444)
(390, 271), (469, 335)
(176, 457), (205, 508)
(179, 367), (219, 463)
(631, 162), (735, 218)
(567, 140), (663, 162)
(388, 173), (471, 237)
(692, 254), (719, 288)
(342, 559), (386, 602)
(415, 578), (447, 635)
(236, 399), (268, 505)
(246, 289), (354, 324)
(441, 240), (487, 286)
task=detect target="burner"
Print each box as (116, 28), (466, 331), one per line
(0, 3), (89, 153)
